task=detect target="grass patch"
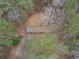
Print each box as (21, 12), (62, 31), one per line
(0, 37), (20, 46)
(64, 0), (79, 53)
(26, 34), (57, 59)
(0, 0), (33, 11)
(0, 18), (20, 46)
(65, 0), (79, 35)
(25, 33), (69, 59)
(0, 18), (17, 34)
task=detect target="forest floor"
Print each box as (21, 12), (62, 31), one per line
(0, 0), (79, 59)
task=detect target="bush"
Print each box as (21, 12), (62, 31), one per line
(0, 36), (20, 46)
(65, 0), (79, 35)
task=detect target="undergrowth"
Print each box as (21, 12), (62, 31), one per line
(65, 0), (79, 35)
(0, 0), (33, 46)
(64, 0), (79, 54)
(26, 34), (57, 59)
(25, 33), (69, 59)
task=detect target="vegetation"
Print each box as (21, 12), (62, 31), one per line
(0, 0), (79, 59)
(65, 0), (79, 35)
(65, 0), (79, 43)
(0, 0), (33, 11)
(0, 18), (16, 34)
(25, 33), (69, 59)
(64, 1), (79, 59)
(0, 36), (20, 46)
(26, 34), (57, 59)
(0, 18), (19, 46)
(0, 0), (33, 46)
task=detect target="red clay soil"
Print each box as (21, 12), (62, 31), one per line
(16, 13), (47, 37)
(17, 21), (26, 38)
(26, 12), (44, 26)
